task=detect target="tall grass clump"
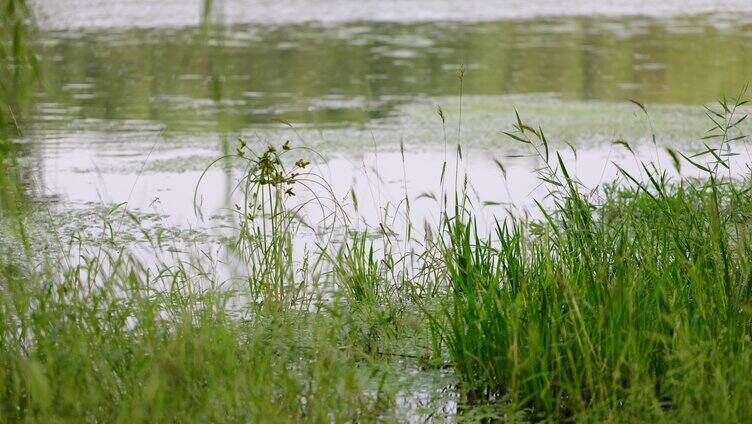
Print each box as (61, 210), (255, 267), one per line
(326, 231), (404, 354)
(431, 96), (752, 421)
(1, 0), (37, 265)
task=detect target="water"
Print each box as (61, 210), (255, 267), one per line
(17, 2), (752, 242)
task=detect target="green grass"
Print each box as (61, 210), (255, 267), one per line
(432, 178), (752, 421)
(424, 94), (752, 421)
(0, 254), (389, 421)
(3, 98), (752, 421)
(3, 5), (752, 418)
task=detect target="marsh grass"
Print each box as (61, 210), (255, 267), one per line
(0, 249), (391, 421)
(427, 92), (752, 421)
(5, 93), (752, 420)
(3, 5), (752, 418)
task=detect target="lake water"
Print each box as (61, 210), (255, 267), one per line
(19, 1), (752, 244)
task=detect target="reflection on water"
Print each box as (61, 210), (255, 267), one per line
(34, 15), (752, 134)
(42, 135), (752, 240)
(18, 11), (752, 239)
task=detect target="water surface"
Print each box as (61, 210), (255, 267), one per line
(18, 4), (752, 241)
